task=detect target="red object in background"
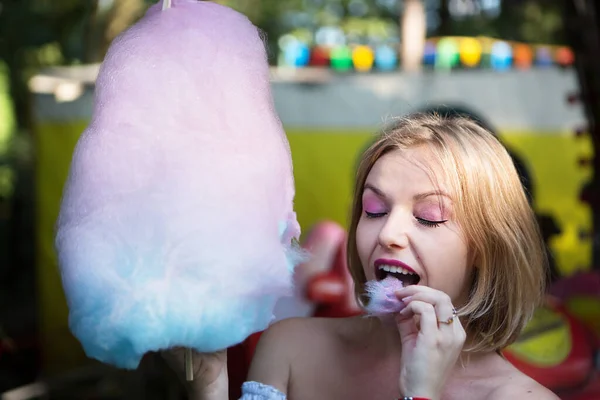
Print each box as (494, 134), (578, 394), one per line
(504, 271), (600, 397)
(549, 271), (600, 300)
(306, 233), (362, 318)
(310, 46), (330, 67)
(503, 301), (595, 392)
(228, 332), (263, 399)
(556, 46), (576, 67)
(560, 377), (600, 400)
(227, 343), (249, 399)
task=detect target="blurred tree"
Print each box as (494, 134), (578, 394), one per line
(86, 0), (146, 63)
(438, 0), (565, 44)
(214, 0), (304, 61)
(518, 0), (563, 43)
(0, 0), (87, 129)
(0, 0), (149, 130)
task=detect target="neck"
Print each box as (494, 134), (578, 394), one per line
(361, 314), (404, 351)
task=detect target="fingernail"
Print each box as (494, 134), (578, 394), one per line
(399, 307), (409, 315)
(401, 296), (412, 303)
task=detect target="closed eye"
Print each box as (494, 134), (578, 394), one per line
(365, 211), (387, 218)
(416, 217), (447, 228)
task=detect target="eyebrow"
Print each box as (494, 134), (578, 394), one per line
(363, 183), (386, 198)
(414, 190), (452, 201)
(363, 183), (451, 201)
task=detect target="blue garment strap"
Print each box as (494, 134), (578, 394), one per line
(240, 381), (287, 400)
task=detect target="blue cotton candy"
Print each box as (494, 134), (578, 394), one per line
(54, 0), (303, 369)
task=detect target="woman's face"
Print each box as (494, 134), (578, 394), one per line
(356, 146), (473, 305)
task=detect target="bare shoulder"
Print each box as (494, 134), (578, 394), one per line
(484, 362), (559, 399)
(486, 377), (559, 399)
(246, 317), (344, 393)
(454, 352), (560, 400)
(253, 316), (341, 348)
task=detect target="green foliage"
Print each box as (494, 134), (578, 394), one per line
(448, 0), (565, 44)
(519, 0), (564, 44)
(0, 63), (15, 156)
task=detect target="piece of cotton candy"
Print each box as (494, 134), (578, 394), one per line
(54, 0), (305, 370)
(363, 277), (406, 317)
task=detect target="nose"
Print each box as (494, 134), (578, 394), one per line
(377, 212), (410, 249)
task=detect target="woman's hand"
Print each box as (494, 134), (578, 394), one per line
(394, 286), (466, 400)
(161, 347), (228, 399)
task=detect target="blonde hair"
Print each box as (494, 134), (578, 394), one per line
(347, 112), (547, 353)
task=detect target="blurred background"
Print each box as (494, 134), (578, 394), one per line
(1, 0), (600, 399)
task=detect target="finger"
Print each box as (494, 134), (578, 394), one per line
(395, 285), (454, 303)
(398, 300), (438, 337)
(398, 289), (457, 330)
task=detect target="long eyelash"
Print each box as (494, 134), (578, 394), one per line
(416, 217), (447, 228)
(365, 211), (386, 219)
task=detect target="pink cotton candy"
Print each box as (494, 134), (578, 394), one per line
(363, 277), (406, 316)
(54, 0), (304, 369)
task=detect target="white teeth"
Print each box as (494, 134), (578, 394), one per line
(378, 264), (415, 275)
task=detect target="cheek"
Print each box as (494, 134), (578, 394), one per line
(355, 220), (374, 270)
(425, 235), (471, 293)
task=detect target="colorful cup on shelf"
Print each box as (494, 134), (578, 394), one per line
(330, 46), (353, 72)
(555, 46), (575, 67)
(535, 46), (554, 67)
(436, 38), (460, 70)
(490, 41), (512, 71)
(513, 44), (533, 69)
(310, 46), (330, 67)
(352, 45), (375, 72)
(459, 37), (482, 68)
(375, 44), (398, 71)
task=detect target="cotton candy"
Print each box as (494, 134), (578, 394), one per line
(363, 277), (406, 317)
(55, 0), (304, 369)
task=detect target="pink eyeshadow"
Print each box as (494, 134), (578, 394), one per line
(362, 195), (386, 213)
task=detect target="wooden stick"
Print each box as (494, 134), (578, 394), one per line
(185, 348), (194, 381)
(161, 0), (186, 382)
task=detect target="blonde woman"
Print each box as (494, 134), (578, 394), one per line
(166, 113), (559, 400)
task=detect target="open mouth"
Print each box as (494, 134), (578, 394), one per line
(375, 264), (420, 286)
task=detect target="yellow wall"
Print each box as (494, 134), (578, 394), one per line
(501, 132), (593, 275)
(34, 122), (593, 373)
(35, 121), (89, 372)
